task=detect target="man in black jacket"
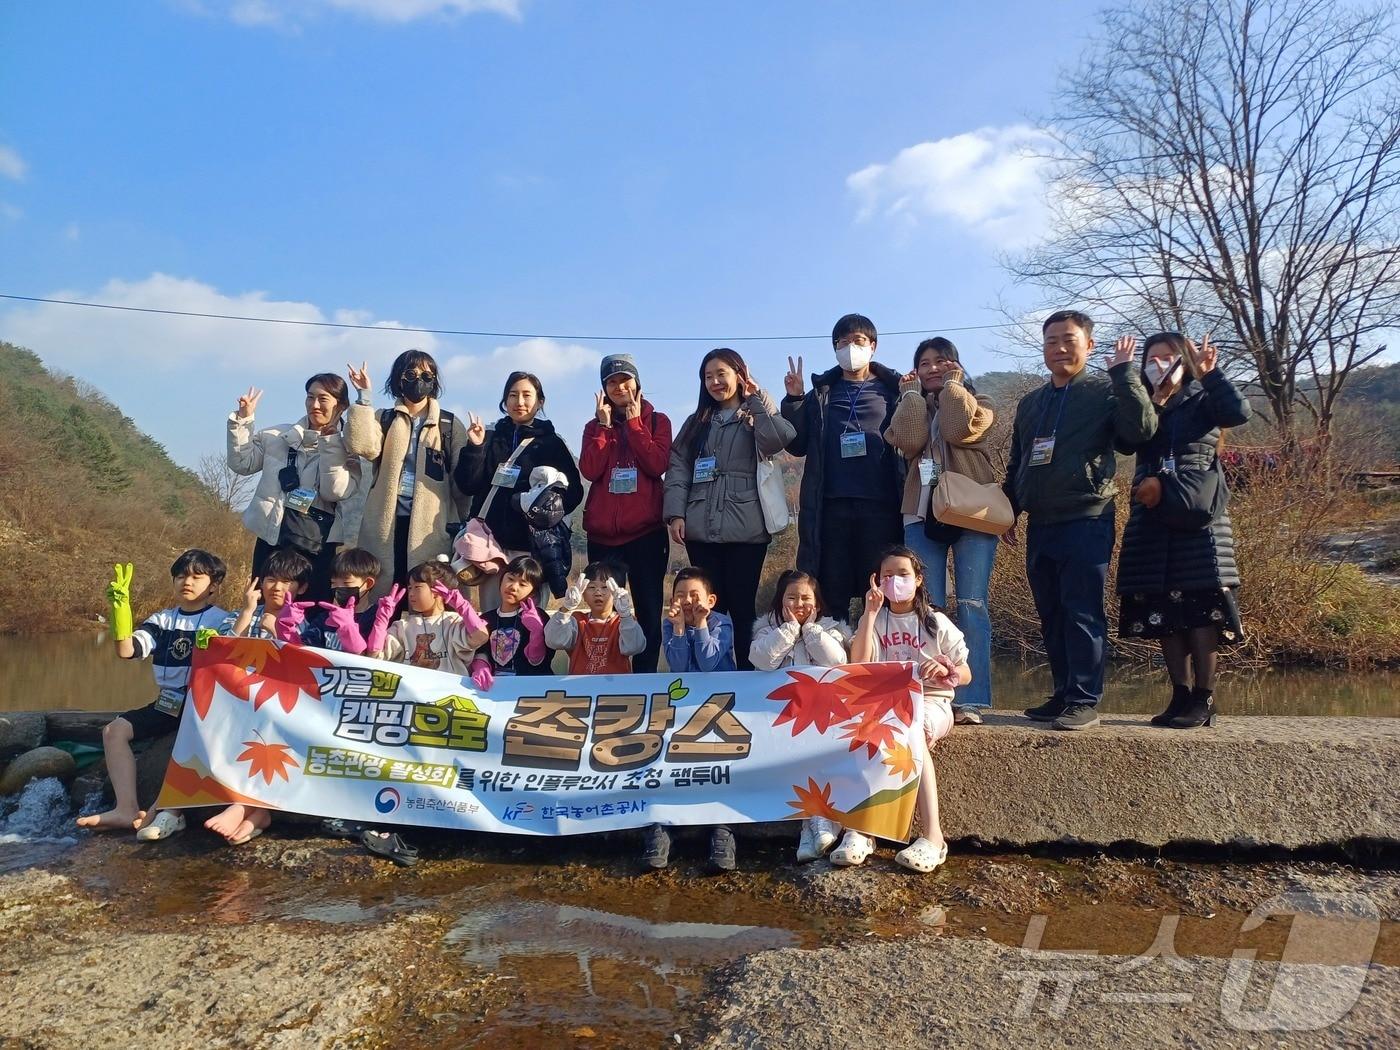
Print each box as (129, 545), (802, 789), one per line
(781, 313), (904, 623)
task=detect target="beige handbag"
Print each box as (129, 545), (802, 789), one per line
(928, 429), (1014, 535)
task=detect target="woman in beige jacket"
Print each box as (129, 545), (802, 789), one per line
(885, 337), (998, 721)
(345, 350), (479, 602)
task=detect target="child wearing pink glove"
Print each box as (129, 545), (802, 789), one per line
(368, 557), (487, 675)
(467, 555), (552, 690)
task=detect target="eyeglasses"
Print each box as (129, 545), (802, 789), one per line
(835, 335), (873, 349)
(402, 369), (436, 383)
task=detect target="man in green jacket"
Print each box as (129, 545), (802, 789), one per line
(1003, 310), (1155, 730)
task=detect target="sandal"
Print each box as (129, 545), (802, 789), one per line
(895, 836), (948, 873)
(228, 825), (264, 846)
(135, 811), (185, 841)
(361, 829), (419, 867)
(828, 830), (873, 867)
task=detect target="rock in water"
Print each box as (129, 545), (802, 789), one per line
(0, 713), (45, 762)
(0, 747), (77, 796)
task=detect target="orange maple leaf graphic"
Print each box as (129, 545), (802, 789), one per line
(840, 663), (920, 726)
(768, 669), (851, 736)
(882, 741), (919, 782)
(237, 738), (300, 784)
(191, 636), (331, 717)
(840, 709), (899, 759)
(785, 777), (844, 820)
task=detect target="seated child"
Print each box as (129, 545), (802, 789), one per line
(661, 567), (736, 673)
(645, 566), (738, 874)
(468, 554), (551, 690)
(748, 570), (851, 863)
(314, 546), (382, 654)
(221, 547), (313, 641)
(841, 544), (970, 874)
(77, 550), (231, 841)
(544, 560), (646, 675)
(369, 557), (488, 675)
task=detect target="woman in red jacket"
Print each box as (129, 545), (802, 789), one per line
(579, 354), (673, 673)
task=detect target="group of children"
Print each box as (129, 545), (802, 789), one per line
(81, 541), (970, 877)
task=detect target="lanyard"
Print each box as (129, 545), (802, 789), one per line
(843, 380), (871, 431)
(1036, 384), (1070, 438)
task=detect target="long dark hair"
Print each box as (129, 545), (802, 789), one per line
(875, 543), (943, 631)
(914, 337), (977, 394)
(674, 348), (755, 462)
(767, 569), (826, 623)
(1141, 332), (1190, 393)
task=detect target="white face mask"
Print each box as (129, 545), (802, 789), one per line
(836, 343), (874, 373)
(1147, 359), (1176, 385)
(881, 575), (917, 602)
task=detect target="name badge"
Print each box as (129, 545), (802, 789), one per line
(609, 467), (639, 494)
(692, 456), (717, 484)
(397, 469), (416, 498)
(840, 431), (867, 459)
(1161, 456), (1176, 474)
(154, 687), (185, 717)
(1029, 436), (1056, 467)
(919, 458), (940, 486)
(285, 486), (316, 512)
(492, 464), (522, 488)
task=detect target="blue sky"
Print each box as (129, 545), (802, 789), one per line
(0, 0), (1104, 466)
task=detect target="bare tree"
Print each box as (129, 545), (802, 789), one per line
(1008, 0), (1400, 437)
(197, 453), (256, 512)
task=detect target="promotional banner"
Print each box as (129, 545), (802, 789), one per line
(156, 637), (926, 839)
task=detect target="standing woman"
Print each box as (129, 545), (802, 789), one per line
(345, 351), (469, 601)
(579, 354), (673, 674)
(1116, 333), (1250, 729)
(663, 348), (795, 670)
(885, 337), (998, 724)
(227, 374), (362, 602)
(456, 371), (583, 609)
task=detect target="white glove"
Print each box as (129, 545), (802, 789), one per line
(563, 574), (587, 612)
(608, 579), (634, 617)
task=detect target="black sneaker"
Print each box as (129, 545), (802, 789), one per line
(1024, 696), (1067, 722)
(641, 823), (671, 870)
(1052, 703), (1100, 731)
(708, 826), (737, 873)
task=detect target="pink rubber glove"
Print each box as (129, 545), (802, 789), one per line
(469, 656), (495, 692)
(275, 600), (314, 644)
(317, 599), (367, 655)
(367, 584), (405, 655)
(432, 582), (487, 635)
(520, 597), (548, 665)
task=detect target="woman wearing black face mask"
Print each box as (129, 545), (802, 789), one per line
(345, 349), (472, 600)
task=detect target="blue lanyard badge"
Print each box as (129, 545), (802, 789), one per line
(839, 382), (870, 458)
(1029, 385), (1069, 467)
(1161, 416), (1178, 474)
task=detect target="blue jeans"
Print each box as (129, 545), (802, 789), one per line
(902, 522), (998, 709)
(1025, 516), (1115, 707)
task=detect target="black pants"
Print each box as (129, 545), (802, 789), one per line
(588, 527), (671, 675)
(683, 539), (768, 671)
(817, 498), (903, 626)
(392, 513), (411, 590)
(252, 536), (336, 603)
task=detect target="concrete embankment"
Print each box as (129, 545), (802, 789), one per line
(4, 709), (1398, 852)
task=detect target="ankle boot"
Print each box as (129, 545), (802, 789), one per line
(1168, 687), (1216, 729)
(1151, 683), (1192, 727)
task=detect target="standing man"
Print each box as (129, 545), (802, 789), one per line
(782, 313), (905, 623)
(1003, 310), (1156, 730)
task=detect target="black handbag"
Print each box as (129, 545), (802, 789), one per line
(277, 447), (335, 555)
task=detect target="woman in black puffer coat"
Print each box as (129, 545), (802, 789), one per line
(1116, 332), (1250, 729)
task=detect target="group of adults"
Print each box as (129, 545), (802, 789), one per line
(226, 309), (1249, 728)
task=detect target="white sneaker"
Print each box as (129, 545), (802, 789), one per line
(828, 830), (874, 867)
(809, 816), (841, 856)
(795, 821), (820, 863)
(895, 836), (948, 873)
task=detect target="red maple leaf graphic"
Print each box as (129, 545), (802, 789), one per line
(237, 738), (300, 784)
(839, 709), (899, 759)
(189, 636), (331, 717)
(785, 777), (843, 820)
(841, 662), (920, 726)
(767, 669), (851, 736)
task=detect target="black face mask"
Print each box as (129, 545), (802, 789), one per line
(401, 377), (434, 403)
(331, 586), (362, 608)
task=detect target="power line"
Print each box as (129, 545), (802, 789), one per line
(0, 292), (1024, 343)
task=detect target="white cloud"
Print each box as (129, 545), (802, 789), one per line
(443, 337), (600, 387)
(183, 0), (522, 27)
(0, 145), (27, 181)
(324, 0), (521, 20)
(63, 222), (80, 242)
(847, 125), (1059, 248)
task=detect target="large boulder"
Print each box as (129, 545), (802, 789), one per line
(0, 712), (45, 761)
(0, 747), (77, 796)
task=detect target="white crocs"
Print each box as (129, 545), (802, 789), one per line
(895, 836), (948, 873)
(828, 830), (873, 867)
(135, 811), (185, 842)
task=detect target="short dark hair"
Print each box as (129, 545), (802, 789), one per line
(332, 547), (381, 580)
(384, 349), (442, 401)
(584, 559), (627, 587)
(1042, 310), (1095, 338)
(261, 547), (313, 587)
(407, 557), (454, 588)
(501, 554), (544, 593)
(305, 373), (350, 413)
(768, 569), (825, 622)
(170, 548), (227, 585)
(499, 371), (545, 414)
(672, 566), (715, 596)
(832, 313), (878, 348)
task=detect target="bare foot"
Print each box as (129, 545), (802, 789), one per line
(76, 807), (145, 830)
(204, 804), (247, 838)
(225, 806), (272, 845)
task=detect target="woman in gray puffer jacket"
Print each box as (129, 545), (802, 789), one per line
(663, 348), (795, 669)
(1116, 333), (1250, 730)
